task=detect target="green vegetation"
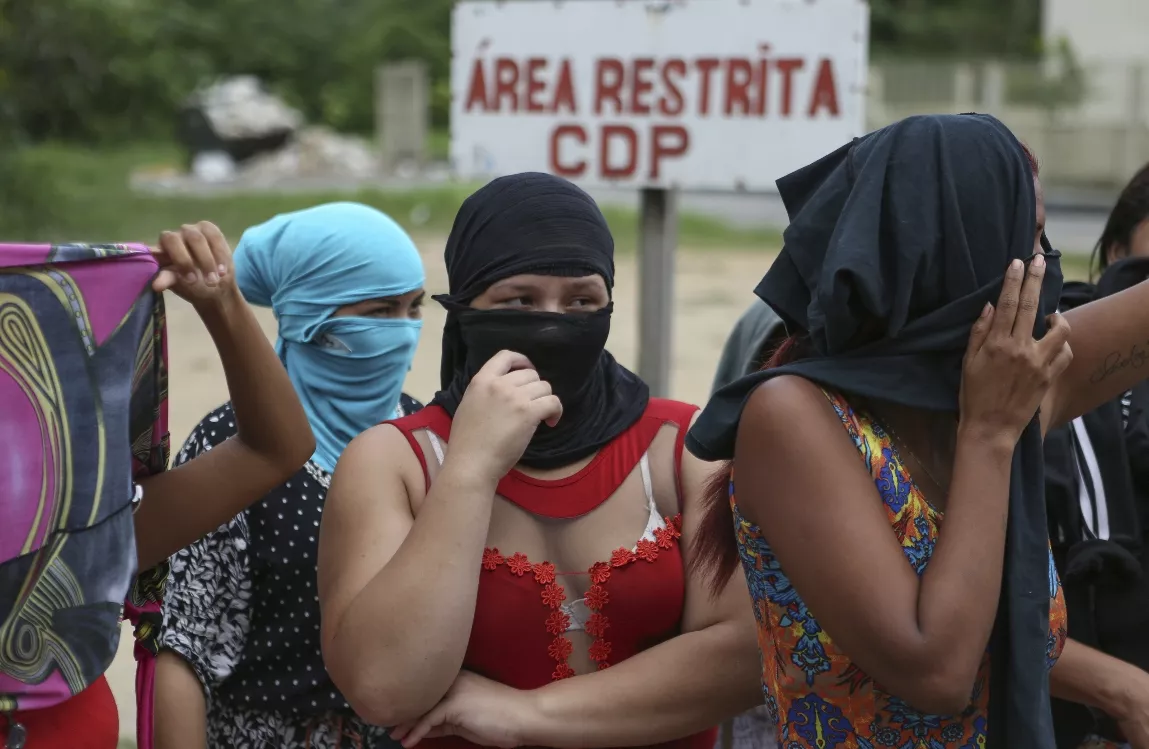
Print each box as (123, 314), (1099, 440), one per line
(0, 0), (455, 141)
(1, 142), (781, 252)
(1, 0), (1044, 144)
(870, 0), (1041, 60)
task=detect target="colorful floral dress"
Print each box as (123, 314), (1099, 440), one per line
(732, 391), (1068, 749)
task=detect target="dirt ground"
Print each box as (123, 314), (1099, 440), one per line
(104, 241), (776, 743)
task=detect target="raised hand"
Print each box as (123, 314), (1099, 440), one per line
(959, 255), (1073, 449)
(447, 350), (563, 486)
(152, 222), (237, 306)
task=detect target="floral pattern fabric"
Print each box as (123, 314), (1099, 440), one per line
(732, 391), (1068, 749)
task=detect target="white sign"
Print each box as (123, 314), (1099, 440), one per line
(450, 0), (870, 191)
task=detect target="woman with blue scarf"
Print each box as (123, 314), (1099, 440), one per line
(151, 203), (426, 749)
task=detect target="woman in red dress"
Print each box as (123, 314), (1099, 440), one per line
(318, 173), (763, 749)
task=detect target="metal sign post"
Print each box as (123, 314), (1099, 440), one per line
(637, 187), (677, 397)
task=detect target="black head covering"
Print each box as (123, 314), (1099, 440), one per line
(431, 172), (649, 469)
(688, 114), (1061, 748)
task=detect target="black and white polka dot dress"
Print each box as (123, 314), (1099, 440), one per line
(159, 396), (422, 749)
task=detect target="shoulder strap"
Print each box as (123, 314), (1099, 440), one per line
(643, 398), (700, 511)
(387, 406), (452, 492)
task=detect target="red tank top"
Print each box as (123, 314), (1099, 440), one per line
(391, 399), (717, 749)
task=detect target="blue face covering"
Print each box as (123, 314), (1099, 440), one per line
(234, 202), (426, 472)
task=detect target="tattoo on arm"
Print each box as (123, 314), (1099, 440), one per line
(1090, 341), (1149, 384)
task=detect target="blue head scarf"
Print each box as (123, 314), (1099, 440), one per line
(235, 202), (425, 472)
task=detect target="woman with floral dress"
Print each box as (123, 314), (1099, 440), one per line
(689, 114), (1149, 749)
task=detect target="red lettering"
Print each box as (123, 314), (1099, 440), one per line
(775, 58), (804, 117)
(754, 58), (768, 116)
(659, 59), (686, 116)
(649, 125), (690, 180)
(549, 125), (587, 177)
(631, 58), (655, 115)
(724, 59), (754, 116)
(808, 58), (840, 117)
(695, 58), (721, 116)
(552, 59), (577, 114)
(601, 125), (638, 179)
(595, 59), (625, 115)
(525, 58), (548, 113)
(464, 59), (489, 112)
(494, 58), (519, 112)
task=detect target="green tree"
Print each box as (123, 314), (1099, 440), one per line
(870, 0), (1042, 60)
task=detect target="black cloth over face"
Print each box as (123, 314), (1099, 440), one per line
(431, 172), (649, 469)
(687, 114), (1061, 748)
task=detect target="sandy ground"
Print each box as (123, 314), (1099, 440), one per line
(104, 240), (775, 743)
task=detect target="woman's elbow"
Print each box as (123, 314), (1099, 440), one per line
(286, 428), (317, 469)
(334, 671), (437, 727)
(322, 639), (437, 727)
(891, 662), (979, 717)
(240, 428), (315, 476)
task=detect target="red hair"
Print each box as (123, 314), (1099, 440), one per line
(690, 143), (1041, 595)
(690, 334), (808, 593)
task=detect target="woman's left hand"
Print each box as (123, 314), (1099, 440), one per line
(1110, 667), (1149, 749)
(152, 222), (237, 306)
(390, 671), (537, 749)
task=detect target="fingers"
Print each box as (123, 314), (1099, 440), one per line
(156, 230), (197, 284)
(399, 704), (446, 748)
(990, 259), (1025, 338)
(155, 223), (229, 288)
(196, 221), (232, 278)
(531, 394), (564, 428)
(181, 224), (220, 286)
(964, 302), (995, 361)
(479, 350), (535, 377)
(390, 723), (414, 743)
(501, 367), (542, 387)
(151, 268), (178, 293)
(1038, 312), (1073, 367)
(1048, 342), (1074, 379)
(520, 380), (553, 402)
(1011, 254), (1046, 338)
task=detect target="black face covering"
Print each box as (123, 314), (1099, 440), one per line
(431, 172), (649, 469)
(688, 114), (1060, 748)
(457, 305), (612, 403)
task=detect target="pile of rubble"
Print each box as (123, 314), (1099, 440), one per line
(179, 76), (379, 184)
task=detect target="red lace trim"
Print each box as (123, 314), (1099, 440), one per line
(481, 513), (683, 681)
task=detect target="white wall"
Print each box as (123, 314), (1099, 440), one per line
(1044, 0), (1149, 63)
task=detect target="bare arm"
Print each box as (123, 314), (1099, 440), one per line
(132, 225), (314, 569)
(732, 376), (1013, 715)
(1050, 638), (1149, 746)
(1044, 278), (1149, 431)
(151, 511), (249, 749)
(390, 423), (762, 749)
(319, 350), (562, 726)
(154, 652), (209, 749)
(726, 256), (1067, 715)
(317, 424), (497, 726)
(517, 440), (762, 747)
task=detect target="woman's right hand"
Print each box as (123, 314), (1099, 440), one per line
(152, 222), (237, 307)
(959, 254), (1073, 450)
(448, 350), (564, 486)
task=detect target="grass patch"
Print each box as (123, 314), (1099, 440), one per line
(1, 142), (782, 253)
